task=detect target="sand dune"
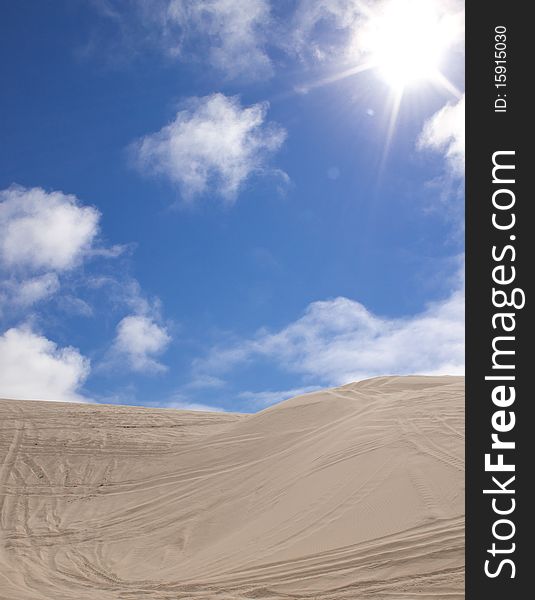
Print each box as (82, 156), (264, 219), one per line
(0, 376), (464, 599)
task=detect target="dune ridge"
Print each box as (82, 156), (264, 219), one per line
(0, 376), (464, 599)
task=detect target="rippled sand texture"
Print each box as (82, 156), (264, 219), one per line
(0, 376), (464, 599)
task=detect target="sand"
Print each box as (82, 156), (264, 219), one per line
(0, 376), (464, 599)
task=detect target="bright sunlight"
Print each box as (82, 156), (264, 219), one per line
(363, 0), (455, 90)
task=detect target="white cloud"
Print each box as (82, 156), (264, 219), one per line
(86, 278), (172, 375)
(0, 326), (90, 402)
(0, 186), (100, 272)
(112, 315), (171, 373)
(133, 93), (286, 202)
(167, 0), (272, 78)
(93, 0), (272, 79)
(3, 273), (60, 307)
(0, 186), (131, 317)
(198, 283), (464, 386)
(289, 0), (361, 60)
(418, 95), (465, 176)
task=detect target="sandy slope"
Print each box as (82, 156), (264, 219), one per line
(0, 376), (464, 599)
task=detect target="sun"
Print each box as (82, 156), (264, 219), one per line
(297, 0), (462, 98)
(362, 0), (457, 91)
(295, 0), (462, 168)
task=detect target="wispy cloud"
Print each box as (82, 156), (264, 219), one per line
(418, 94), (465, 177)
(287, 0), (363, 62)
(0, 326), (90, 402)
(91, 0), (272, 79)
(1, 273), (60, 308)
(167, 0), (273, 78)
(196, 279), (464, 386)
(416, 94), (465, 230)
(133, 93), (286, 202)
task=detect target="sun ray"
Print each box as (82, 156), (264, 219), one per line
(283, 0), (462, 167)
(295, 61), (377, 95)
(430, 70), (464, 100)
(379, 88), (404, 176)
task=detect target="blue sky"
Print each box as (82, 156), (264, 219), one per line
(0, 0), (464, 412)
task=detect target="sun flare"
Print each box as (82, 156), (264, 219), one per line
(362, 0), (458, 91)
(293, 0), (463, 168)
